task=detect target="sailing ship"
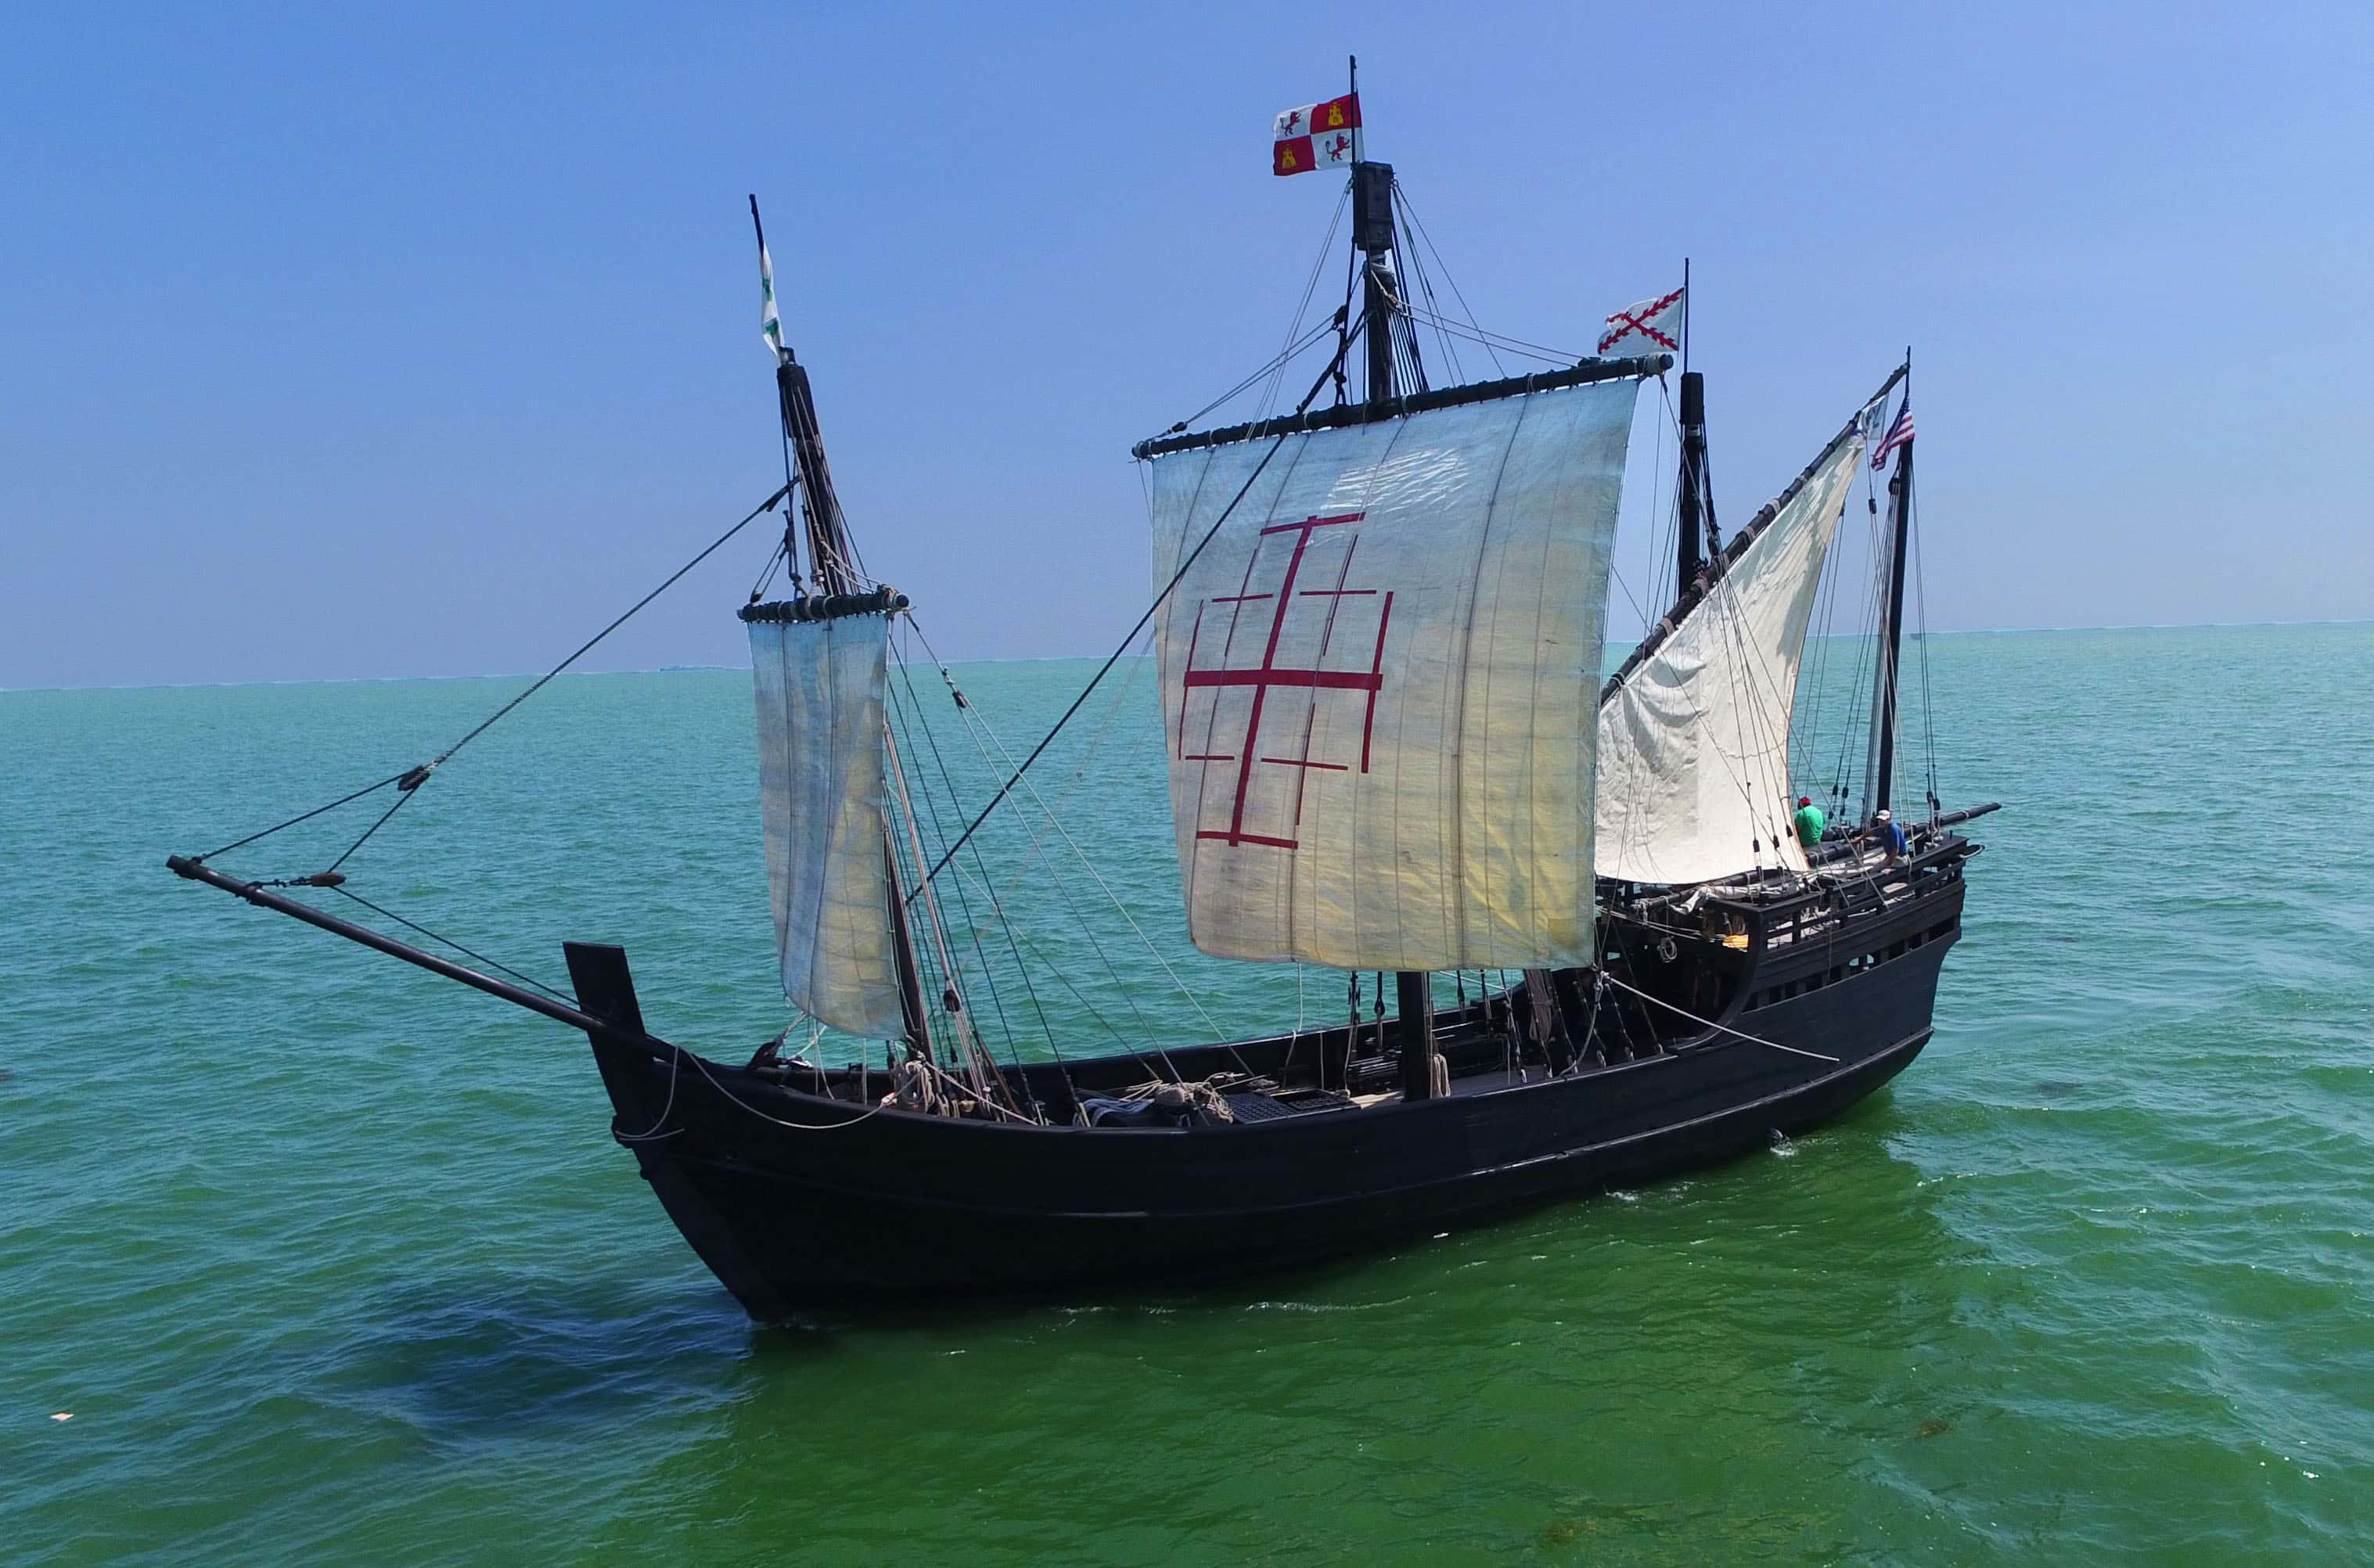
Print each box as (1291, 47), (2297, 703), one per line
(168, 87), (1994, 1316)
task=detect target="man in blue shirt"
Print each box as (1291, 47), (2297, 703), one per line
(1875, 807), (1909, 862)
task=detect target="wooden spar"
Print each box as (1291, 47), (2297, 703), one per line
(1135, 356), (1669, 459)
(882, 828), (933, 1062)
(775, 358), (858, 596)
(1676, 370), (1708, 597)
(165, 854), (660, 1048)
(1352, 161), (1397, 406)
(1395, 970), (1437, 1102)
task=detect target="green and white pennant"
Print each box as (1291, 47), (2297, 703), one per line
(759, 242), (785, 360)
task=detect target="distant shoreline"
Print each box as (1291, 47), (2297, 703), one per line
(7, 617), (2371, 696)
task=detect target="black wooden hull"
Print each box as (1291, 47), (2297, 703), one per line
(585, 890), (1960, 1317)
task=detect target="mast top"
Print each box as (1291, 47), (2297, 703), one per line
(1348, 55), (1360, 162)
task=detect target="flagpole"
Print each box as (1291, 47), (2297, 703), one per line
(1681, 256), (1690, 379)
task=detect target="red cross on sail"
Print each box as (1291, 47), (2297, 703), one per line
(1175, 512), (1392, 851)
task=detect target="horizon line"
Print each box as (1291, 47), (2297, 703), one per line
(6, 614), (2371, 696)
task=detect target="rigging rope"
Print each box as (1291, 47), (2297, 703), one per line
(937, 646), (1228, 1041)
(1589, 972), (1840, 1063)
(1392, 182), (1503, 379)
(886, 659), (1034, 1057)
(194, 481), (793, 872)
(1399, 305), (1580, 367)
(198, 769), (412, 862)
(915, 329), (1360, 891)
(1259, 183), (1351, 419)
(886, 641), (1087, 1117)
(915, 627), (1232, 1072)
(402, 484), (792, 794)
(326, 885), (571, 1002)
(905, 624), (1192, 1079)
(1176, 315), (1342, 437)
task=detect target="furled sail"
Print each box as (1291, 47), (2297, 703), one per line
(1139, 372), (1645, 971)
(745, 607), (908, 1038)
(1593, 395), (1884, 886)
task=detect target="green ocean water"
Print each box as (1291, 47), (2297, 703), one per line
(6, 622), (2373, 1566)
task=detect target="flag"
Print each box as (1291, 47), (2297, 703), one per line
(1871, 403), (1915, 469)
(1596, 286), (1684, 356)
(1274, 92), (1361, 176)
(759, 241), (785, 361)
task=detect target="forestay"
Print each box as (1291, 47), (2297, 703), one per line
(1593, 408), (1876, 886)
(1144, 378), (1640, 970)
(746, 612), (908, 1038)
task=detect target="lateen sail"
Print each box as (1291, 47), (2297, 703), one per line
(1593, 400), (1880, 886)
(1144, 377), (1641, 970)
(747, 611), (908, 1038)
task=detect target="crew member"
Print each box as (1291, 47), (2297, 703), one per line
(1793, 795), (1826, 849)
(1876, 807), (1909, 863)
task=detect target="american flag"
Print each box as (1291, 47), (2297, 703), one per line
(1871, 403), (1915, 469)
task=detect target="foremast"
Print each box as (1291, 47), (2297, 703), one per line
(745, 199), (1014, 1108)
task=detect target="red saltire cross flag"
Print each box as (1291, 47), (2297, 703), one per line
(1274, 92), (1361, 176)
(1597, 286), (1685, 356)
(1871, 403), (1915, 469)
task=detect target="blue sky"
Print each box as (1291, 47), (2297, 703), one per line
(5, 2), (2368, 689)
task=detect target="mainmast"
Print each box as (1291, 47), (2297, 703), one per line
(1341, 61), (1439, 1102)
(1354, 158), (1400, 404)
(1675, 371), (1714, 599)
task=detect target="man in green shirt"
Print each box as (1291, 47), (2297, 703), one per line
(1793, 795), (1826, 850)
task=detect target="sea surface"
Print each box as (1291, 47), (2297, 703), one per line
(6, 623), (2372, 1566)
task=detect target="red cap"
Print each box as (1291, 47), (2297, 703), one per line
(1798, 797), (1811, 807)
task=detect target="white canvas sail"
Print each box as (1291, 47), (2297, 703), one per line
(747, 612), (908, 1038)
(1593, 412), (1876, 886)
(1143, 377), (1642, 970)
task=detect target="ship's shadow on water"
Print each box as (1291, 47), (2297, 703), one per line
(616, 1099), (1990, 1566)
(311, 1272), (778, 1444)
(308, 1091), (1959, 1455)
